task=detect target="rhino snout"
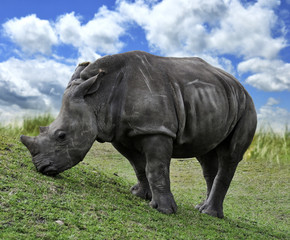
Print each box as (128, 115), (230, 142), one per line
(38, 163), (59, 176)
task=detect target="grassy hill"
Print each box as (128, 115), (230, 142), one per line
(0, 116), (289, 239)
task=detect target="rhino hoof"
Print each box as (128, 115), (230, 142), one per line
(199, 204), (224, 218)
(149, 194), (177, 214)
(130, 183), (152, 200)
(195, 200), (206, 211)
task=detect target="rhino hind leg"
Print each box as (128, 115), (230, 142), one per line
(197, 154), (238, 218)
(112, 142), (152, 200)
(197, 148), (240, 218)
(195, 150), (218, 210)
(197, 105), (257, 218)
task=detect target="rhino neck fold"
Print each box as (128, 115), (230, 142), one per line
(94, 104), (115, 143)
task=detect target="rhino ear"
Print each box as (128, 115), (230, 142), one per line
(72, 70), (105, 98)
(70, 62), (90, 82)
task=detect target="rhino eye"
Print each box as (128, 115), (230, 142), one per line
(57, 131), (66, 141)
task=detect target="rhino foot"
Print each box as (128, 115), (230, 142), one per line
(130, 183), (152, 200)
(149, 194), (177, 214)
(195, 200), (206, 211)
(199, 203), (224, 218)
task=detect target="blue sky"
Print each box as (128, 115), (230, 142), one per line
(0, 0), (289, 131)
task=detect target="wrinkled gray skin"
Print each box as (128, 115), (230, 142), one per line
(21, 51), (257, 218)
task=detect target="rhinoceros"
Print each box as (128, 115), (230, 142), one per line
(20, 51), (257, 218)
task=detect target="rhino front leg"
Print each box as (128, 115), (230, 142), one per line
(112, 142), (152, 200)
(139, 135), (177, 214)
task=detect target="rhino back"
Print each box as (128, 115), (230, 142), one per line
(114, 52), (248, 156)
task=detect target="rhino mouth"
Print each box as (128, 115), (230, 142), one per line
(38, 164), (59, 176)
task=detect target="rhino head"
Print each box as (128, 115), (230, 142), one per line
(20, 63), (104, 176)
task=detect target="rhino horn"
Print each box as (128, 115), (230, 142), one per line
(20, 135), (39, 157)
(39, 126), (48, 133)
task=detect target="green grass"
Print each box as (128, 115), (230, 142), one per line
(0, 116), (289, 239)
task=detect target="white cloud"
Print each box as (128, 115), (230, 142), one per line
(3, 7), (126, 60)
(257, 98), (290, 133)
(209, 0), (286, 59)
(119, 0), (213, 56)
(55, 12), (83, 47)
(238, 58), (290, 91)
(0, 57), (74, 112)
(55, 8), (126, 60)
(54, 12), (103, 61)
(2, 0), (287, 65)
(266, 97), (280, 106)
(3, 14), (58, 55)
(118, 0), (286, 59)
(83, 6), (125, 53)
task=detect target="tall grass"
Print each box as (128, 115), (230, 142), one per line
(0, 113), (54, 136)
(246, 128), (289, 164)
(21, 113), (54, 136)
